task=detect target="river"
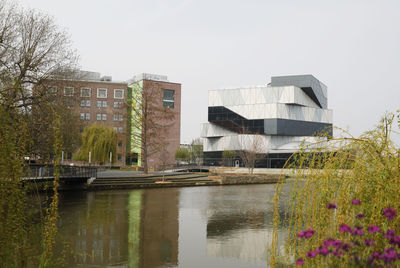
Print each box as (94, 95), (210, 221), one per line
(55, 184), (289, 268)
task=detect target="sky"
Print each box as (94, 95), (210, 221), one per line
(19, 0), (400, 144)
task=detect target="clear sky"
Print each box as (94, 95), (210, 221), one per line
(19, 0), (400, 144)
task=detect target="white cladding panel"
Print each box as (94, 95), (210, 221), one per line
(226, 103), (332, 123)
(203, 134), (323, 153)
(200, 123), (236, 137)
(209, 86), (320, 108)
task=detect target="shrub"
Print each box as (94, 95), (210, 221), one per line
(270, 112), (400, 267)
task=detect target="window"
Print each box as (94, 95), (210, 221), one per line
(118, 127), (123, 133)
(97, 88), (107, 98)
(81, 88), (91, 97)
(86, 100), (91, 107)
(113, 127), (117, 132)
(49, 86), (57, 94)
(97, 101), (102, 108)
(97, 114), (101, 121)
(85, 113), (90, 120)
(119, 115), (123, 121)
(117, 154), (122, 161)
(113, 115), (118, 121)
(80, 113), (85, 120)
(102, 114), (107, 121)
(80, 100), (86, 107)
(114, 101), (123, 108)
(118, 141), (122, 147)
(64, 87), (74, 96)
(102, 101), (107, 108)
(163, 89), (174, 108)
(114, 89), (124, 99)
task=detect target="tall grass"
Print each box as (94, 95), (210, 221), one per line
(271, 112), (400, 267)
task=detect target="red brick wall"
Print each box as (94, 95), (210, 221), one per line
(142, 80), (181, 169)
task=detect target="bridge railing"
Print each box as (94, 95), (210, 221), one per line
(25, 165), (97, 180)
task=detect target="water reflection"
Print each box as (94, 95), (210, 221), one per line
(54, 184), (289, 268)
(58, 188), (179, 267)
(203, 185), (291, 264)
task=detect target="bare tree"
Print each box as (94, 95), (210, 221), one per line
(190, 138), (203, 165)
(129, 81), (175, 174)
(0, 0), (80, 161)
(238, 133), (265, 174)
(0, 0), (78, 112)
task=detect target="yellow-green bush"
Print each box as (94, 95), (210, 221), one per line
(271, 112), (400, 267)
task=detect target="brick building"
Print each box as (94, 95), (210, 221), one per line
(50, 71), (128, 166)
(127, 73), (181, 170)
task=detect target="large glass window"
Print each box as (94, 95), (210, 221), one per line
(102, 101), (107, 108)
(80, 100), (86, 107)
(86, 100), (91, 107)
(85, 113), (90, 120)
(96, 114), (101, 121)
(97, 101), (102, 108)
(163, 89), (174, 108)
(102, 114), (107, 121)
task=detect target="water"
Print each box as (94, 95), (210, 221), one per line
(55, 184), (288, 268)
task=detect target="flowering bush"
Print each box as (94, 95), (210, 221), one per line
(295, 200), (400, 267)
(270, 113), (400, 267)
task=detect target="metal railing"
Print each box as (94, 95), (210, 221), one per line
(24, 164), (97, 180)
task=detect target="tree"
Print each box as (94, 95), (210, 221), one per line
(175, 148), (190, 163)
(222, 150), (235, 166)
(0, 1), (79, 265)
(75, 123), (117, 165)
(129, 81), (175, 173)
(238, 133), (265, 174)
(0, 0), (79, 161)
(0, 1), (78, 111)
(189, 138), (203, 165)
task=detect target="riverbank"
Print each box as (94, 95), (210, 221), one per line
(24, 169), (288, 192)
(87, 171), (286, 190)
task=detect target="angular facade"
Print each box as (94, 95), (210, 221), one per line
(201, 75), (333, 168)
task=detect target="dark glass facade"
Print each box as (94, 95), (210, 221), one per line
(208, 106), (264, 134)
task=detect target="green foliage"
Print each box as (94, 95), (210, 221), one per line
(270, 112), (400, 267)
(0, 106), (28, 267)
(175, 148), (190, 162)
(75, 123), (117, 164)
(190, 138), (203, 165)
(222, 150), (235, 166)
(222, 150), (235, 159)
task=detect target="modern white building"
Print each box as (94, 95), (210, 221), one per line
(200, 75), (333, 168)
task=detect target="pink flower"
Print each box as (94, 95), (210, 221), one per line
(356, 213), (365, 218)
(306, 251), (317, 258)
(352, 199), (361, 205)
(327, 203), (337, 209)
(364, 239), (376, 247)
(351, 226), (364, 236)
(339, 223), (352, 233)
(383, 207), (396, 220)
(368, 225), (382, 234)
(296, 258), (304, 266)
(298, 228), (315, 239)
(386, 229), (395, 239)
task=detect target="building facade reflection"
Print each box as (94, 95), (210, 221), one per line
(57, 188), (179, 268)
